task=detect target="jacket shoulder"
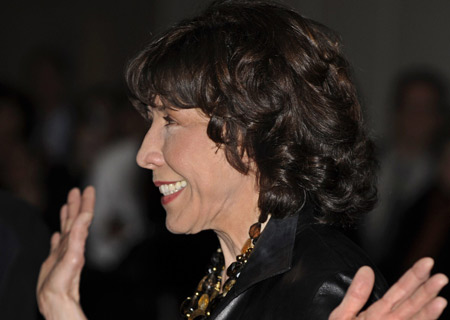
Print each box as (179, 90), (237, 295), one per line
(289, 224), (387, 317)
(294, 224), (377, 272)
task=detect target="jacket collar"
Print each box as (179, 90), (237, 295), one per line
(231, 199), (316, 296)
(209, 201), (317, 319)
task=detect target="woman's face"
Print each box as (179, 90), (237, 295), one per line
(136, 104), (258, 235)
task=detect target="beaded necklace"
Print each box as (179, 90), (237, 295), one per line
(180, 222), (262, 320)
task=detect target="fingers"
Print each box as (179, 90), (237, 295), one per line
(36, 186), (95, 318)
(80, 186), (95, 214)
(394, 273), (449, 319)
(50, 232), (61, 253)
(60, 205), (68, 234)
(64, 188), (81, 233)
(66, 207), (94, 300)
(67, 207), (94, 257)
(61, 186), (95, 234)
(382, 257), (434, 309)
(63, 186), (95, 265)
(413, 297), (447, 320)
(329, 266), (375, 320)
(63, 186), (95, 268)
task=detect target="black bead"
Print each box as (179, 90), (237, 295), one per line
(207, 296), (222, 313)
(210, 250), (225, 268)
(180, 297), (195, 315)
(226, 261), (243, 277)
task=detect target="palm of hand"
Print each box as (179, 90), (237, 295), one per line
(330, 258), (448, 320)
(37, 187), (95, 319)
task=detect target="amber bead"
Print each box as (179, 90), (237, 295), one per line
(241, 238), (253, 255)
(202, 273), (217, 292)
(197, 275), (207, 291)
(181, 226), (259, 319)
(249, 222), (261, 239)
(198, 293), (210, 311)
(210, 286), (219, 301)
(223, 278), (236, 292)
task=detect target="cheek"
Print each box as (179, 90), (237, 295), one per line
(162, 130), (215, 184)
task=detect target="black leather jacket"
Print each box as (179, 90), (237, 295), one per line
(209, 202), (387, 319)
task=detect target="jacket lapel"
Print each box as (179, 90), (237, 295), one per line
(210, 207), (304, 319)
(233, 213), (298, 295)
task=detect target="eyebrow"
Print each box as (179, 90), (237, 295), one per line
(154, 95), (181, 111)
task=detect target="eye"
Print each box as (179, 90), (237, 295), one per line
(163, 115), (176, 126)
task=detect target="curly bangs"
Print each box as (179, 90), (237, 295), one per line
(126, 0), (378, 227)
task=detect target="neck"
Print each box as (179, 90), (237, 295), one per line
(214, 214), (269, 284)
(210, 171), (265, 279)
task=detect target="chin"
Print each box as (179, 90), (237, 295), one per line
(165, 215), (205, 235)
(165, 220), (184, 234)
(165, 216), (192, 235)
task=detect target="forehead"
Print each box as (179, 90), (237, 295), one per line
(148, 95), (179, 111)
(148, 95), (209, 119)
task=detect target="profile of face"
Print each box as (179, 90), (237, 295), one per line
(136, 104), (258, 235)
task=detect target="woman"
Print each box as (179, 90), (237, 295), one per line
(37, 1), (448, 319)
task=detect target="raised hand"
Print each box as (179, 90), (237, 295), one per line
(37, 186), (95, 320)
(330, 257), (448, 320)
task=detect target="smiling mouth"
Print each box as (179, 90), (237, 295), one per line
(158, 180), (187, 196)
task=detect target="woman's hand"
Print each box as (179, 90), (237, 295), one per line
(330, 257), (448, 320)
(37, 187), (95, 320)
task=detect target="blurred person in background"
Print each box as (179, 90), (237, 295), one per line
(24, 50), (74, 166)
(80, 88), (151, 272)
(84, 104), (149, 272)
(377, 133), (450, 319)
(23, 50), (78, 231)
(0, 83), (46, 208)
(0, 190), (50, 320)
(362, 70), (448, 267)
(0, 84), (50, 319)
(70, 87), (119, 180)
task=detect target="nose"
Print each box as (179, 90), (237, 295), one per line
(136, 125), (165, 169)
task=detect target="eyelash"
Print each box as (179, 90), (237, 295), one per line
(163, 115), (176, 126)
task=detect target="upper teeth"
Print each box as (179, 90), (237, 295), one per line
(159, 180), (187, 196)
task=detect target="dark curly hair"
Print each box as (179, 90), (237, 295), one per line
(126, 0), (377, 227)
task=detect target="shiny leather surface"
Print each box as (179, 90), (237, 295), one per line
(210, 202), (387, 319)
